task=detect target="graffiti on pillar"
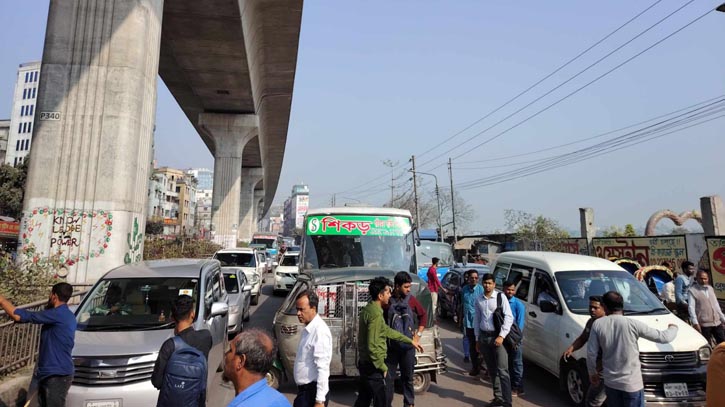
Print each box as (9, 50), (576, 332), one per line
(125, 217), (143, 264)
(22, 207), (113, 266)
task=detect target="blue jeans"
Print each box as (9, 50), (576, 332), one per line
(462, 333), (470, 357)
(604, 386), (644, 407)
(507, 345), (523, 390)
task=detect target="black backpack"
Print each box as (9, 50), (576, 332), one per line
(387, 295), (416, 350)
(494, 292), (523, 351)
(157, 336), (207, 407)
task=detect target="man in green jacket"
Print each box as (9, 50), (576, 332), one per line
(354, 276), (424, 407)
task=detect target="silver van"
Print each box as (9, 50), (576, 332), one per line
(67, 259), (229, 407)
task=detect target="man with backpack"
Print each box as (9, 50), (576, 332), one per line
(152, 295), (212, 407)
(474, 273), (515, 407)
(383, 272), (428, 407)
(354, 276), (424, 407)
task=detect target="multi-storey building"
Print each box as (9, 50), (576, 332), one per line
(147, 166), (198, 236)
(0, 120), (9, 163)
(186, 168), (213, 190)
(283, 183), (309, 236)
(5, 62), (40, 167)
(195, 189), (213, 239)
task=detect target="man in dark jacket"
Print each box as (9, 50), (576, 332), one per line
(152, 295), (212, 406)
(383, 272), (427, 407)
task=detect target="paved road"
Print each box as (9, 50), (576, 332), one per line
(209, 275), (571, 406)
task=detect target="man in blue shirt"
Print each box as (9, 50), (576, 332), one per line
(223, 328), (290, 407)
(674, 261), (695, 321)
(503, 281), (525, 397)
(457, 269), (483, 376)
(0, 282), (76, 407)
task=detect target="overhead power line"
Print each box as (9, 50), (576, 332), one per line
(421, 0), (705, 172)
(455, 101), (725, 190)
(453, 94), (725, 165)
(457, 113), (725, 190)
(413, 0), (665, 162)
(322, 1), (668, 199)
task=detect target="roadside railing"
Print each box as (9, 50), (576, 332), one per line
(0, 289), (88, 377)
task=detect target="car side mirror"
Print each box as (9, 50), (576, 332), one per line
(210, 301), (229, 317)
(539, 300), (558, 313)
(242, 284), (252, 292)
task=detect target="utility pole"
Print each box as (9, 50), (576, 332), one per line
(413, 170), (443, 242)
(448, 158), (457, 243)
(410, 155), (420, 226)
(382, 159), (398, 206)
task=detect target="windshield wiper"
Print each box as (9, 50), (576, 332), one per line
(81, 323), (170, 331)
(624, 308), (668, 315)
(138, 321), (176, 331)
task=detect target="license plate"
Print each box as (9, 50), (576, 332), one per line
(85, 400), (121, 407)
(664, 383), (689, 398)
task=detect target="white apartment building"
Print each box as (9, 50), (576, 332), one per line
(5, 62), (40, 167)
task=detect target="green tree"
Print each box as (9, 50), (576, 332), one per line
(0, 161), (28, 219)
(602, 224), (638, 237)
(145, 221), (164, 235)
(504, 209), (570, 251)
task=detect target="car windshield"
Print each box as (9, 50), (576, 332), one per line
(555, 270), (668, 315)
(281, 255), (299, 266)
(76, 278), (199, 331)
(417, 242), (455, 267)
(215, 252), (255, 267)
(302, 214), (415, 273)
(223, 273), (239, 293)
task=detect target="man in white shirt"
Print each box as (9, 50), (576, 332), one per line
(688, 270), (725, 345)
(474, 273), (514, 407)
(294, 290), (333, 407)
(588, 291), (677, 407)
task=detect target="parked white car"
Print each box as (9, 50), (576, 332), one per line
(273, 252), (300, 295)
(214, 248), (265, 305)
(490, 251), (709, 407)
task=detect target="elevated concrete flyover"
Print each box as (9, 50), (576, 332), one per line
(21, 0), (302, 283)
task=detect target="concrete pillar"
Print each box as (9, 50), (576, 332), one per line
(201, 113), (258, 249)
(254, 190), (265, 222)
(579, 208), (595, 255)
(238, 168), (264, 242)
(701, 195), (725, 235)
(21, 0), (163, 284)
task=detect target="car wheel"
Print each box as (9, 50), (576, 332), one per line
(266, 366), (282, 389)
(412, 371), (431, 394)
(251, 294), (259, 306)
(563, 362), (588, 407)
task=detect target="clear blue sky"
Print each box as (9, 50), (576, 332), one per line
(1, 1), (723, 233)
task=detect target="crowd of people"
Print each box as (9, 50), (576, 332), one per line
(2, 258), (725, 407)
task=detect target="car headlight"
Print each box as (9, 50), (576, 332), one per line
(699, 346), (711, 362)
(250, 274), (259, 283)
(229, 305), (239, 314)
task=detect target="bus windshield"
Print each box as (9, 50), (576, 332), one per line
(251, 238), (277, 249)
(302, 214), (415, 273)
(416, 242), (455, 267)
